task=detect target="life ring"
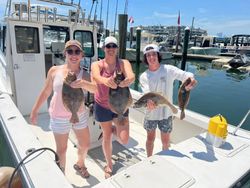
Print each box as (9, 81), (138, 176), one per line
(0, 166), (22, 188)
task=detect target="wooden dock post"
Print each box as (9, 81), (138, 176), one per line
(118, 14), (128, 59)
(134, 27), (141, 91)
(181, 27), (190, 71)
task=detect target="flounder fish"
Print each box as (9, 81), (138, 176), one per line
(109, 71), (133, 125)
(62, 71), (84, 124)
(178, 77), (191, 120)
(133, 92), (178, 114)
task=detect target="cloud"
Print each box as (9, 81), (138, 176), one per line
(153, 11), (178, 19)
(198, 8), (207, 14)
(196, 18), (250, 36)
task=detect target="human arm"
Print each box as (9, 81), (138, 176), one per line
(139, 71), (156, 110)
(167, 65), (197, 91)
(29, 66), (55, 125)
(91, 61), (117, 89)
(70, 70), (97, 93)
(118, 59), (135, 88)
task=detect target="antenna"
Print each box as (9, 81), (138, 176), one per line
(5, 0), (12, 16)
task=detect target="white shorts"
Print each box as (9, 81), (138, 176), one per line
(50, 112), (88, 134)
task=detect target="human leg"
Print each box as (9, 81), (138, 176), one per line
(50, 118), (71, 172)
(113, 117), (129, 144)
(158, 117), (173, 150)
(146, 130), (156, 157)
(73, 112), (90, 167)
(100, 121), (113, 178)
(94, 103), (116, 178)
(144, 120), (157, 157)
(53, 133), (69, 172)
(72, 112), (90, 178)
(160, 132), (170, 150)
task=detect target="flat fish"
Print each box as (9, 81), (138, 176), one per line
(109, 71), (133, 125)
(178, 77), (191, 120)
(62, 71), (84, 124)
(133, 92), (178, 114)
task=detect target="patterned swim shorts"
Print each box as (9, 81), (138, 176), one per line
(143, 116), (173, 133)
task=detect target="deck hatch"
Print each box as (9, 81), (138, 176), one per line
(111, 155), (195, 188)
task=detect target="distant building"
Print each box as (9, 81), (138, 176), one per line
(130, 25), (207, 40)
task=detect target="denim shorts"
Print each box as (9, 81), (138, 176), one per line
(94, 102), (129, 122)
(144, 116), (173, 133)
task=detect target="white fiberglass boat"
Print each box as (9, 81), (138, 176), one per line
(0, 1), (250, 188)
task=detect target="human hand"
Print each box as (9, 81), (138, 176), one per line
(147, 99), (156, 111)
(118, 77), (131, 88)
(70, 79), (83, 88)
(105, 77), (117, 89)
(185, 77), (197, 91)
(30, 111), (38, 125)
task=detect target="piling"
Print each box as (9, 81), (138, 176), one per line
(134, 27), (141, 90)
(181, 27), (190, 71)
(105, 29), (110, 38)
(118, 14), (128, 59)
(129, 27), (133, 48)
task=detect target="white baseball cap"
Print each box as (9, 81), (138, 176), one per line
(104, 36), (118, 46)
(143, 44), (160, 54)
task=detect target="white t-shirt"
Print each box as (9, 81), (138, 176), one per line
(139, 64), (194, 120)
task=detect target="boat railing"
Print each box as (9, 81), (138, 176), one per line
(6, 0), (88, 25)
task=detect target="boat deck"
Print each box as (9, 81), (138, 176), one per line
(25, 112), (164, 187)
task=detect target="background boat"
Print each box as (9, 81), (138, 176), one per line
(188, 36), (221, 56)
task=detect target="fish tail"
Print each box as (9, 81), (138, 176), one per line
(117, 115), (126, 126)
(180, 110), (185, 120)
(70, 113), (79, 124)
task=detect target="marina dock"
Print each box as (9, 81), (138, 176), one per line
(172, 53), (250, 71)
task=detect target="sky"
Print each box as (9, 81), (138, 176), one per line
(1, 0), (250, 37)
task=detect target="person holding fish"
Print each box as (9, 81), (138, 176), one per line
(91, 36), (135, 179)
(30, 40), (97, 178)
(140, 44), (197, 157)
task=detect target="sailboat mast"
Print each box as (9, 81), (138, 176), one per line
(113, 0), (118, 35)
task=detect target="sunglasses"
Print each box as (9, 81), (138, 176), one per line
(105, 43), (118, 49)
(66, 49), (82, 55)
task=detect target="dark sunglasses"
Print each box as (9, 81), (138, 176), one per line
(66, 49), (82, 55)
(105, 43), (118, 49)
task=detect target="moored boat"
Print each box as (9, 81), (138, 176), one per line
(228, 54), (250, 68)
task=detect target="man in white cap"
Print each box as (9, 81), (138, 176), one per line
(140, 43), (197, 157)
(91, 36), (135, 178)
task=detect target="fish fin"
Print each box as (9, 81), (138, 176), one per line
(161, 97), (178, 114)
(117, 115), (126, 126)
(180, 111), (185, 120)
